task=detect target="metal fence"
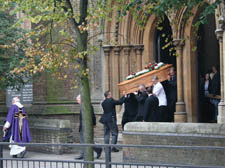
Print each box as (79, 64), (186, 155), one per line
(0, 142), (224, 168)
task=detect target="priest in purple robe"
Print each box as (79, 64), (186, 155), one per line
(3, 97), (31, 158)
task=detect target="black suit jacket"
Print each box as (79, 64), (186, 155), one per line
(143, 95), (159, 122)
(135, 91), (148, 118)
(210, 72), (220, 95)
(100, 97), (124, 123)
(168, 74), (177, 102)
(122, 93), (138, 128)
(79, 105), (96, 132)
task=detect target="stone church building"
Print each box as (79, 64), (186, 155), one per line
(103, 1), (225, 124)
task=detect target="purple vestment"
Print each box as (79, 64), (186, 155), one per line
(6, 105), (32, 143)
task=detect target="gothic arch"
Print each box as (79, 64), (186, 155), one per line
(181, 4), (219, 122)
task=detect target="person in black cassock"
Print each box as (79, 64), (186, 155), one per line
(143, 86), (159, 122)
(121, 93), (138, 129)
(75, 95), (102, 160)
(134, 84), (148, 121)
(100, 91), (125, 152)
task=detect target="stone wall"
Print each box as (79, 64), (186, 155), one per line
(123, 122), (225, 167)
(0, 118), (73, 154)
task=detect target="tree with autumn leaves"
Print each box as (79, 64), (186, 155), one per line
(0, 0), (111, 165)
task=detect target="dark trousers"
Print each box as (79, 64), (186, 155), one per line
(158, 106), (168, 122)
(79, 128), (101, 157)
(168, 100), (176, 122)
(103, 117), (118, 144)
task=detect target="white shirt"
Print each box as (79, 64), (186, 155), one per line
(153, 82), (167, 106)
(204, 80), (209, 96)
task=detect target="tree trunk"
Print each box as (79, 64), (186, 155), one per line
(78, 30), (94, 168)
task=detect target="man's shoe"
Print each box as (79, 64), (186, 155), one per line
(20, 150), (26, 158)
(12, 155), (17, 158)
(111, 147), (119, 152)
(75, 155), (83, 160)
(96, 148), (102, 159)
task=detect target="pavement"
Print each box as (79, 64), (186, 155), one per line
(2, 148), (123, 168)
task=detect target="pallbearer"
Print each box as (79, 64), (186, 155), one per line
(152, 76), (168, 122)
(3, 97), (31, 158)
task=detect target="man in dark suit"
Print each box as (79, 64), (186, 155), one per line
(100, 91), (125, 152)
(143, 86), (159, 122)
(75, 95), (102, 160)
(209, 66), (221, 121)
(135, 84), (148, 121)
(122, 93), (138, 129)
(167, 67), (177, 122)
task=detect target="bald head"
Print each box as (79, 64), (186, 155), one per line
(76, 95), (81, 104)
(12, 97), (20, 104)
(138, 84), (146, 92)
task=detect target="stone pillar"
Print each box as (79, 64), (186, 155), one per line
(216, 16), (225, 123)
(112, 46), (121, 99)
(173, 39), (187, 122)
(103, 45), (112, 92)
(135, 45), (144, 71)
(120, 45), (131, 82)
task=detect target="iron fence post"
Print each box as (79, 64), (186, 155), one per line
(105, 146), (111, 168)
(0, 143), (3, 168)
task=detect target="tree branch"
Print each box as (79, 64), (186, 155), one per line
(79, 0), (88, 24)
(63, 0), (81, 37)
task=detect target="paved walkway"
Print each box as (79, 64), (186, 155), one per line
(2, 149), (123, 168)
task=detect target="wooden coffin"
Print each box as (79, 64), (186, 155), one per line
(118, 64), (173, 94)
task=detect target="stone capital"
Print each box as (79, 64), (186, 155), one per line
(215, 28), (224, 42)
(103, 45), (112, 56)
(173, 39), (185, 49)
(123, 45), (132, 55)
(134, 45), (144, 55)
(114, 46), (121, 55)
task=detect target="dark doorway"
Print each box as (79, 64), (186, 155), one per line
(154, 16), (177, 122)
(197, 13), (220, 123)
(154, 16), (176, 67)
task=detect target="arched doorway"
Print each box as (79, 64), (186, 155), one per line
(197, 14), (220, 123)
(154, 16), (176, 67)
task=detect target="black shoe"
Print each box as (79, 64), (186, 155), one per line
(96, 148), (102, 159)
(12, 155), (17, 158)
(75, 155), (83, 160)
(111, 147), (119, 152)
(20, 150), (26, 158)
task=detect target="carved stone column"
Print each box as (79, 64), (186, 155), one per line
(103, 45), (112, 92)
(135, 45), (144, 71)
(120, 45), (131, 82)
(216, 15), (225, 123)
(173, 39), (187, 122)
(112, 46), (121, 99)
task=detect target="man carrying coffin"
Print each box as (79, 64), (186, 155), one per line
(100, 91), (125, 152)
(3, 97), (31, 158)
(143, 86), (159, 122)
(152, 76), (168, 122)
(134, 84), (148, 121)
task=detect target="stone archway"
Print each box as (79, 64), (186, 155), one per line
(182, 5), (220, 122)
